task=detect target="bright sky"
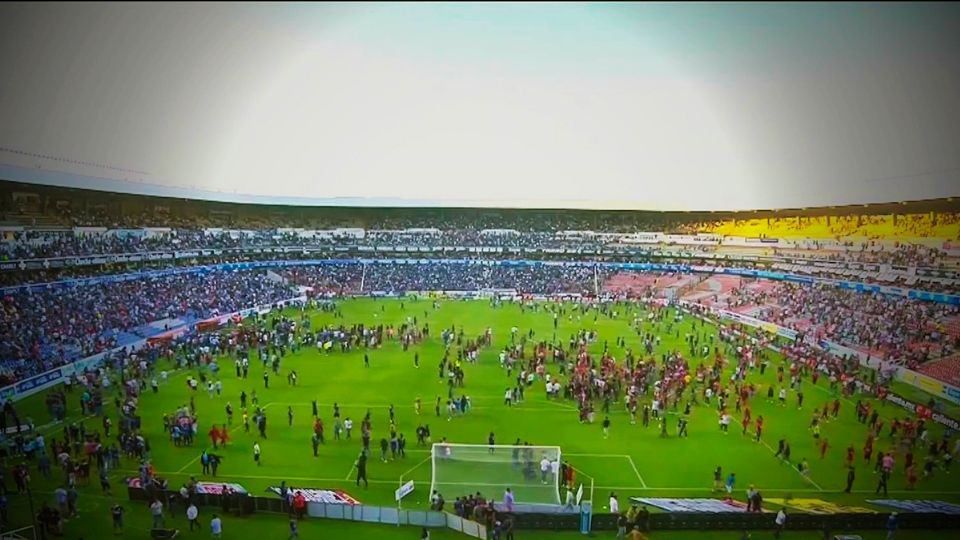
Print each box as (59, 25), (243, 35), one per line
(0, 2), (958, 210)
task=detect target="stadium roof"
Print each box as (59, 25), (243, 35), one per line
(1, 2), (959, 212)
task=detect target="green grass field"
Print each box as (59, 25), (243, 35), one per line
(3, 298), (958, 539)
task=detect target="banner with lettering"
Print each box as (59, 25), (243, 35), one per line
(867, 500), (960, 514)
(268, 486), (360, 505)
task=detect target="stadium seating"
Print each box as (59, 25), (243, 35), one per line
(1, 183), (959, 389)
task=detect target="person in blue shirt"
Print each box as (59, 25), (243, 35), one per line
(210, 514), (222, 539)
(725, 472), (736, 495)
(886, 512), (898, 539)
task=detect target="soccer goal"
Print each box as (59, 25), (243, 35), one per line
(430, 443), (562, 505)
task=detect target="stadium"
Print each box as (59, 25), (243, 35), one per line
(1, 3), (959, 540)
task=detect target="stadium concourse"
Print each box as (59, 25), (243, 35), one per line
(0, 188), (959, 538)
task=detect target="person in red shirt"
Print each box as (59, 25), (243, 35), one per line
(754, 416), (764, 443)
(906, 465), (918, 490)
(208, 426), (221, 450)
(293, 491), (307, 519)
(819, 438), (829, 460)
(845, 445), (856, 468)
(218, 424), (230, 447)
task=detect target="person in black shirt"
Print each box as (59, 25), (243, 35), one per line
(111, 504), (124, 532)
(355, 452), (368, 488)
(638, 505), (650, 531)
(502, 518), (515, 540)
(875, 469), (889, 497)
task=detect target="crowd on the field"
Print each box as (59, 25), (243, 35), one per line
(3, 259), (959, 388)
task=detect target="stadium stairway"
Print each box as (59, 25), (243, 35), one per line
(917, 353), (960, 386)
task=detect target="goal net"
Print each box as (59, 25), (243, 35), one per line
(430, 443), (562, 505)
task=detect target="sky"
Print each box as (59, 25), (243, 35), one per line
(0, 2), (959, 211)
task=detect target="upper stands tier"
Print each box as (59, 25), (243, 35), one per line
(3, 180), (959, 239)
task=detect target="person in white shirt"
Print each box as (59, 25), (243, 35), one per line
(150, 500), (164, 529)
(186, 503), (199, 531)
(540, 457), (551, 484)
(775, 509), (787, 538)
(609, 492), (620, 514)
(254, 441), (262, 466)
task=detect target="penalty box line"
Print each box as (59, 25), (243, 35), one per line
(345, 451), (432, 481)
(564, 453), (648, 489)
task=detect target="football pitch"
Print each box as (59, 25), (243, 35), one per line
(7, 298), (959, 538)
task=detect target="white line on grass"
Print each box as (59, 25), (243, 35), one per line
(270, 401), (577, 413)
(726, 402), (825, 492)
(399, 455), (432, 480)
(176, 402), (274, 474)
(565, 452), (630, 458)
(541, 400), (578, 411)
(626, 456), (648, 488)
(756, 437), (824, 492)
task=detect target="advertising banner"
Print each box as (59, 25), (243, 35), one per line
(195, 482), (248, 495)
(766, 499), (874, 514)
(630, 498), (759, 513)
(127, 479), (248, 495)
(866, 500), (960, 514)
(896, 369), (960, 405)
(268, 486), (360, 505)
(883, 393), (960, 431)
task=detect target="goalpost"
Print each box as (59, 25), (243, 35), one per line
(430, 443), (563, 506)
